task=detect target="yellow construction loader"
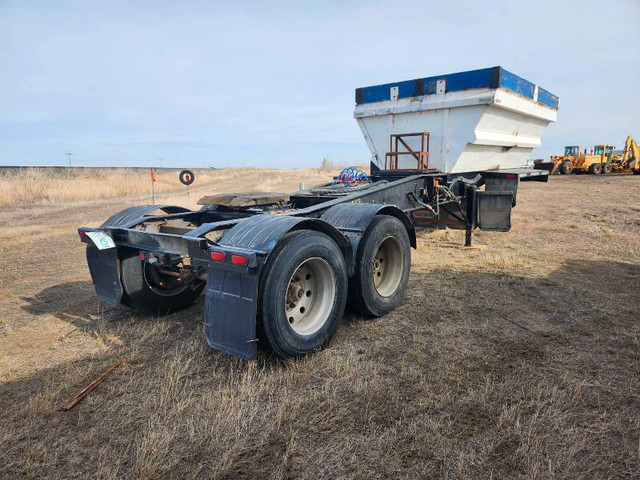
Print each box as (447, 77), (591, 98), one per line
(548, 145), (578, 174)
(549, 136), (640, 175)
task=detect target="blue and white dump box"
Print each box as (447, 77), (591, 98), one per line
(354, 66), (558, 173)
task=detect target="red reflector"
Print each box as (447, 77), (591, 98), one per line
(230, 254), (248, 266)
(79, 231), (88, 238)
(506, 174), (517, 178)
(210, 251), (226, 262)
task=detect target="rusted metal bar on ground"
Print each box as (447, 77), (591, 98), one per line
(59, 359), (126, 411)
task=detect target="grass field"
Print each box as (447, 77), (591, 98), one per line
(1, 169), (639, 479)
(0, 167), (336, 207)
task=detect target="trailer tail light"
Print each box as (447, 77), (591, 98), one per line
(210, 251), (226, 262)
(506, 174), (517, 178)
(139, 252), (145, 260)
(230, 254), (248, 266)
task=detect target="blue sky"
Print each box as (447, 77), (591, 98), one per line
(1, 0), (639, 168)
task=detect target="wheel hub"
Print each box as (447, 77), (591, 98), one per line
(372, 236), (403, 297)
(144, 262), (189, 296)
(286, 282), (305, 308)
(284, 258), (335, 335)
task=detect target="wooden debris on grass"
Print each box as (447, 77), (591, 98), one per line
(59, 359), (126, 411)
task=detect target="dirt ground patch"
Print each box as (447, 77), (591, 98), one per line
(1, 172), (639, 479)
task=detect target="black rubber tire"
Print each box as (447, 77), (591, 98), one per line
(120, 251), (204, 315)
(633, 169), (640, 175)
(257, 230), (348, 359)
(602, 163), (612, 174)
(589, 163), (602, 174)
(348, 215), (411, 317)
(559, 161), (573, 175)
(179, 169), (195, 185)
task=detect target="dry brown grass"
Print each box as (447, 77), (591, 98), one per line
(0, 167), (337, 250)
(0, 167), (333, 207)
(0, 172), (639, 479)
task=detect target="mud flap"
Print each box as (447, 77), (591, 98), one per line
(477, 191), (514, 232)
(86, 245), (123, 306)
(204, 268), (258, 360)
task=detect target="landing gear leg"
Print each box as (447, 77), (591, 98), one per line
(459, 225), (485, 250)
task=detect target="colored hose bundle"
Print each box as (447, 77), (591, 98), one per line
(335, 167), (371, 186)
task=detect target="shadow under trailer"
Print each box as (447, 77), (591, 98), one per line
(79, 67), (558, 360)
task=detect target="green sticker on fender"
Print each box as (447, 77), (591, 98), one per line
(86, 231), (116, 250)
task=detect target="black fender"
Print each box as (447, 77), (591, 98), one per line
(86, 205), (191, 307)
(321, 203), (416, 257)
(101, 204), (191, 228)
(218, 214), (353, 273)
(202, 214), (353, 360)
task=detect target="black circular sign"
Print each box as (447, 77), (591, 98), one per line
(179, 169), (195, 186)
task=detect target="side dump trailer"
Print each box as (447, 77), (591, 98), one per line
(355, 66), (558, 173)
(79, 67), (558, 360)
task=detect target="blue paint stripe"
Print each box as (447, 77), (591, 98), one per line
(500, 69), (535, 99)
(442, 68), (495, 93)
(537, 87), (559, 109)
(355, 66), (558, 110)
(357, 67), (497, 104)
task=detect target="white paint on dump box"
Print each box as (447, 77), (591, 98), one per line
(355, 87), (557, 173)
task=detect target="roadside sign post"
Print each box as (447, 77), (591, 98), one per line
(151, 168), (157, 205)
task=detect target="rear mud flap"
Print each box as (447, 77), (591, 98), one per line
(477, 191), (513, 232)
(86, 245), (123, 306)
(204, 268), (258, 360)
